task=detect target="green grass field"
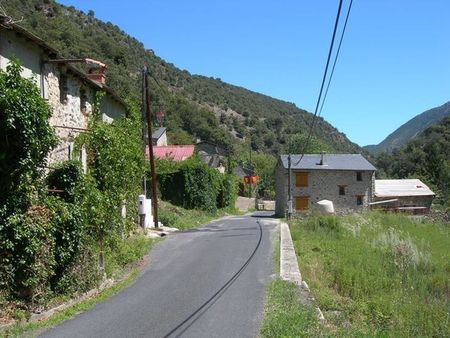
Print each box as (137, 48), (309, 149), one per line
(291, 212), (449, 337)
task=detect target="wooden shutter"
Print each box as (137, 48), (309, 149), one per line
(295, 172), (308, 187)
(295, 197), (309, 211)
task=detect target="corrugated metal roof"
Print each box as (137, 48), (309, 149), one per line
(375, 179), (435, 197)
(147, 145), (195, 161)
(279, 154), (376, 171)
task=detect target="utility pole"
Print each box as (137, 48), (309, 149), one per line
(143, 66), (159, 228)
(287, 153), (292, 220)
(141, 68), (147, 198)
(249, 145), (252, 199)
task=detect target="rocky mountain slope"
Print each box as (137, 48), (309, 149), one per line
(364, 101), (450, 155)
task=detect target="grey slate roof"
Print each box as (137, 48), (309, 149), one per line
(280, 154), (377, 171)
(152, 127), (166, 140)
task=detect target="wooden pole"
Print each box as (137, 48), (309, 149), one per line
(143, 66), (159, 228)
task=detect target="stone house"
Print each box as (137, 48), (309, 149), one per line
(0, 15), (127, 169)
(196, 141), (228, 173)
(275, 154), (376, 216)
(372, 179), (435, 214)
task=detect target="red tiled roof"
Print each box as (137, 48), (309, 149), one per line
(146, 145), (195, 162)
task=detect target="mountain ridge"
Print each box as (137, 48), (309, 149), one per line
(364, 101), (450, 155)
(3, 0), (361, 154)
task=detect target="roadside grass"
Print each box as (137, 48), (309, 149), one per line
(260, 279), (323, 338)
(291, 211), (450, 337)
(158, 200), (240, 230)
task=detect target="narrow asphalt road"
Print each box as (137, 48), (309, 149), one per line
(40, 212), (279, 338)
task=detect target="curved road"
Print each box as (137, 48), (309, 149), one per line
(41, 212), (278, 338)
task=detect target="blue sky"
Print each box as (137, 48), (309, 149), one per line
(57, 0), (450, 146)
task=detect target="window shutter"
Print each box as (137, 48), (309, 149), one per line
(295, 172), (308, 187)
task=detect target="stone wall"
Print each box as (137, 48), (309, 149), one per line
(373, 195), (434, 213)
(275, 162), (288, 217)
(1, 26), (127, 169)
(46, 65), (94, 166)
(275, 164), (375, 215)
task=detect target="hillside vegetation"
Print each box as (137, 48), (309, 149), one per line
(365, 101), (450, 155)
(3, 0), (361, 154)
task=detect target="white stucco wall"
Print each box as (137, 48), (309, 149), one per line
(0, 29), (47, 97)
(156, 132), (167, 146)
(101, 95), (125, 122)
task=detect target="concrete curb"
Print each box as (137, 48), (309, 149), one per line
(279, 221), (325, 322)
(280, 222), (302, 284)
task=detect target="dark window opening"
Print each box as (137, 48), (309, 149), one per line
(80, 87), (88, 114)
(339, 185), (346, 196)
(59, 73), (68, 103)
(356, 172), (363, 181)
(357, 195), (363, 205)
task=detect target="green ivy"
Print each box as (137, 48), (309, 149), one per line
(0, 59), (57, 209)
(0, 60), (57, 304)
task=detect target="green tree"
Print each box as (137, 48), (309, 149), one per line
(284, 134), (332, 154)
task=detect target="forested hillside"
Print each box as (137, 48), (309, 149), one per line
(2, 0), (361, 154)
(365, 101), (450, 155)
(375, 116), (450, 204)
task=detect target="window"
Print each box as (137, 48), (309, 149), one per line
(339, 185), (346, 196)
(80, 87), (88, 115)
(295, 172), (308, 187)
(357, 195), (363, 205)
(295, 197), (309, 211)
(59, 73), (68, 103)
(356, 172), (363, 181)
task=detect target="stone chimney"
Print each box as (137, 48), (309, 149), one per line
(319, 151), (325, 165)
(85, 58), (107, 85)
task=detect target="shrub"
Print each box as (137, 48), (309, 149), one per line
(0, 59), (57, 208)
(158, 158), (238, 212)
(0, 205), (55, 305)
(46, 160), (85, 203)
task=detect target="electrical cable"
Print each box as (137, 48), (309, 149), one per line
(318, 0), (354, 117)
(294, 0), (344, 165)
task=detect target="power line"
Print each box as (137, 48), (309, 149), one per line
(294, 0), (344, 165)
(318, 0), (354, 117)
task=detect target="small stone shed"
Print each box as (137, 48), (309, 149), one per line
(275, 154), (376, 216)
(372, 179), (435, 214)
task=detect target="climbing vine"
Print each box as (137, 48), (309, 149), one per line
(0, 60), (57, 304)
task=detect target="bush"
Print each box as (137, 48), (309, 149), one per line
(45, 197), (85, 290)
(158, 158), (238, 212)
(0, 205), (55, 305)
(158, 209), (180, 227)
(46, 160), (85, 203)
